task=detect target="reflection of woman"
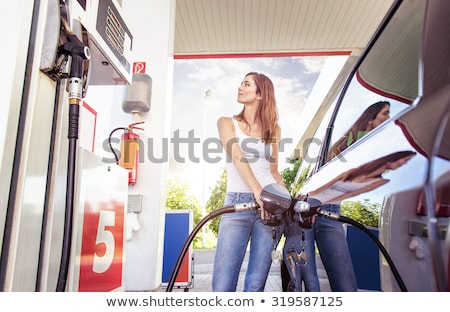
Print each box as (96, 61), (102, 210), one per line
(306, 150), (416, 291)
(302, 101), (391, 292)
(328, 101), (391, 160)
(284, 101), (394, 292)
(310, 151), (417, 204)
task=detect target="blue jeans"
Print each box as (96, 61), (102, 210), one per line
(313, 204), (358, 291)
(282, 220), (320, 292)
(212, 192), (281, 292)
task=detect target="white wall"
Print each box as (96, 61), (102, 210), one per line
(83, 0), (175, 291)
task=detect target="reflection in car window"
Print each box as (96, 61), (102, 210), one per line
(292, 97), (337, 194)
(326, 0), (426, 163)
(329, 82), (409, 159)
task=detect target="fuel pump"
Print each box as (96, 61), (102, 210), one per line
(35, 0), (133, 292)
(38, 3), (91, 290)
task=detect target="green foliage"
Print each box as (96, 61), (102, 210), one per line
(165, 176), (203, 246)
(293, 163), (311, 196)
(281, 158), (302, 193)
(340, 199), (380, 227)
(280, 158), (310, 196)
(164, 168), (226, 248)
(205, 167), (227, 236)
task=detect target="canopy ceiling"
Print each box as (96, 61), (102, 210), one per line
(174, 0), (395, 58)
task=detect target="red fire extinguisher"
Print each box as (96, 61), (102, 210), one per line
(119, 122), (144, 185)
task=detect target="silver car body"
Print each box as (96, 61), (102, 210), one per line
(295, 0), (449, 291)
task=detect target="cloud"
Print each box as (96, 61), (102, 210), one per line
(298, 56), (327, 74)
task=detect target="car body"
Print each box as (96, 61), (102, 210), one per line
(293, 0), (449, 291)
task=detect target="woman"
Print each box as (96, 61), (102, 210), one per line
(328, 101), (391, 160)
(212, 72), (286, 292)
(304, 151), (415, 291)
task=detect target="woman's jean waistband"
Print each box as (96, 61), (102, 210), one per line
(224, 192), (256, 206)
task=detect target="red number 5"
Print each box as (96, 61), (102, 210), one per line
(78, 189), (125, 291)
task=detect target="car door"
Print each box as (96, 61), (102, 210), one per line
(294, 0), (450, 291)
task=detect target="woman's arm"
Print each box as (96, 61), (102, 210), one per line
(321, 178), (389, 205)
(270, 125), (286, 187)
(308, 170), (351, 197)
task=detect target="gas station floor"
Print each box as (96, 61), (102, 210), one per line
(170, 249), (331, 292)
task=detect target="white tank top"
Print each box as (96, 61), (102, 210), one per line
(226, 117), (277, 192)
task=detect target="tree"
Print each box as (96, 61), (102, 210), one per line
(205, 167), (227, 236)
(340, 199), (380, 227)
(280, 158), (310, 196)
(165, 176), (203, 246)
(281, 158), (301, 193)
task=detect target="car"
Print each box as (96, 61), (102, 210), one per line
(290, 0), (449, 292)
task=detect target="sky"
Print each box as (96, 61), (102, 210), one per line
(168, 55), (349, 203)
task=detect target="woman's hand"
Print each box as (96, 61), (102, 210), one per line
(253, 189), (267, 220)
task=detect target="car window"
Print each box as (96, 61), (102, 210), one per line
(325, 0), (426, 163)
(292, 97), (337, 195)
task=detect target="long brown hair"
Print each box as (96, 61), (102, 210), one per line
(328, 101), (390, 160)
(236, 72), (279, 143)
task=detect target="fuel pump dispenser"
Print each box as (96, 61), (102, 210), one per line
(37, 0), (134, 291)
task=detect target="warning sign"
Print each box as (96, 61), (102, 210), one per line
(133, 62), (146, 74)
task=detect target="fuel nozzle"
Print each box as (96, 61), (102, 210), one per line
(291, 195), (322, 228)
(259, 183), (291, 226)
(59, 34), (90, 104)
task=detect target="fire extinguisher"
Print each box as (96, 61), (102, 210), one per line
(120, 121), (144, 185)
(109, 121), (143, 186)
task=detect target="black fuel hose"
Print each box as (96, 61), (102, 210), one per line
(318, 210), (408, 292)
(56, 34), (90, 292)
(166, 198), (408, 292)
(165, 202), (258, 292)
(56, 103), (79, 292)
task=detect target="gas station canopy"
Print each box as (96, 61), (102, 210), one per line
(174, 0), (395, 57)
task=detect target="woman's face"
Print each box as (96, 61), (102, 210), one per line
(370, 104), (391, 130)
(237, 75), (260, 105)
